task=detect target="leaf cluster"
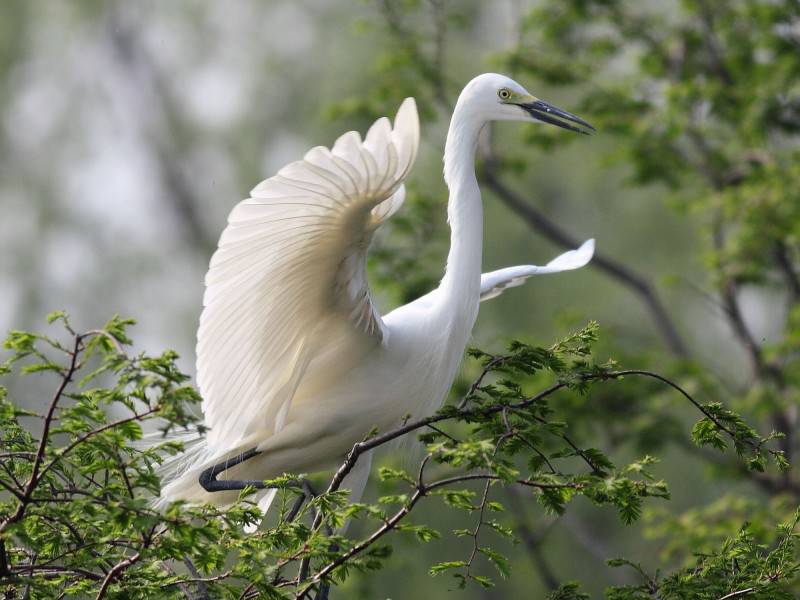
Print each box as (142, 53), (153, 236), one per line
(0, 315), (795, 598)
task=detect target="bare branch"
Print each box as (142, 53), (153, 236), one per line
(480, 165), (689, 358)
(94, 552), (141, 600)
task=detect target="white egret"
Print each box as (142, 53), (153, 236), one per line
(157, 73), (595, 518)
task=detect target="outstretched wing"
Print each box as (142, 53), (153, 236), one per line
(479, 239), (594, 302)
(197, 99), (420, 453)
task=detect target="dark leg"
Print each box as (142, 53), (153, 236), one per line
(287, 491), (308, 522)
(201, 451), (334, 596)
(198, 447), (272, 492)
(199, 447), (319, 523)
(301, 479), (319, 499)
(287, 479), (320, 522)
(316, 582), (331, 600)
(310, 476), (335, 599)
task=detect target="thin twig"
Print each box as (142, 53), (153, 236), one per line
(458, 354), (506, 410)
(160, 568), (233, 591)
(94, 552), (141, 600)
(306, 473), (585, 589)
(717, 588), (755, 600)
(36, 407), (159, 485)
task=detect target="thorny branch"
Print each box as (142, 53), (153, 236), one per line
(717, 588), (755, 600)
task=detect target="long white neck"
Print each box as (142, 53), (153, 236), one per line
(437, 104), (485, 323)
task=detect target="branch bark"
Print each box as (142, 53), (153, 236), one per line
(0, 335), (82, 535)
(480, 165), (689, 358)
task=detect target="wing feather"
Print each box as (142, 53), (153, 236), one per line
(198, 98), (419, 453)
(479, 239), (595, 302)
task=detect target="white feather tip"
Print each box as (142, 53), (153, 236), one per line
(545, 238), (595, 271)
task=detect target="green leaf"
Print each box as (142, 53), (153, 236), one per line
(441, 489), (476, 510)
(429, 560), (467, 575)
(479, 546), (511, 578)
(547, 582), (590, 600)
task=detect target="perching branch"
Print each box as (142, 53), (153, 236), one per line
(198, 366), (776, 498)
(2, 314), (794, 598)
(195, 359), (784, 597)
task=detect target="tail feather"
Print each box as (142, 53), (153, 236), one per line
(149, 431), (212, 510)
(149, 430), (272, 511)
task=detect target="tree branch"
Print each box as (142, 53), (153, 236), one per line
(0, 334), (82, 534)
(94, 552), (141, 600)
(479, 165), (689, 358)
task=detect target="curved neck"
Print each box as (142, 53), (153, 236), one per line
(438, 106), (485, 318)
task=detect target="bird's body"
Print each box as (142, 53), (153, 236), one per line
(239, 296), (470, 477)
(157, 73), (594, 513)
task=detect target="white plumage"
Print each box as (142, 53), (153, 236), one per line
(479, 239), (594, 301)
(157, 74), (595, 516)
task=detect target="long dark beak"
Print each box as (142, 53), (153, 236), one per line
(519, 99), (595, 135)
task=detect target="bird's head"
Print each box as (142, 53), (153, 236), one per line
(458, 73), (594, 135)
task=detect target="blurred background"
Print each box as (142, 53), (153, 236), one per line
(1, 1), (798, 597)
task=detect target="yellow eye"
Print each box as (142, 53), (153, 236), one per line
(498, 88), (511, 100)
